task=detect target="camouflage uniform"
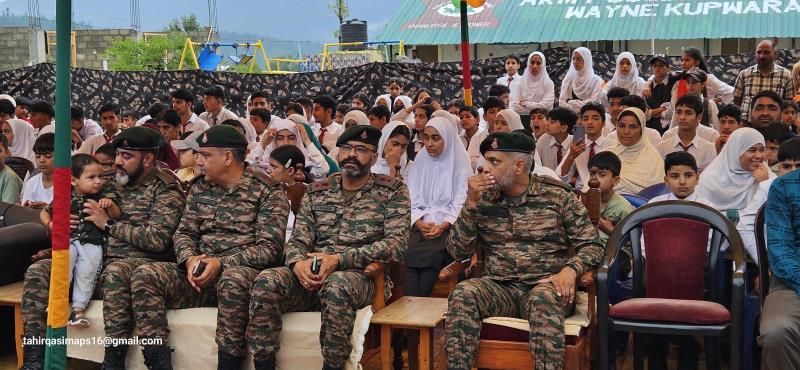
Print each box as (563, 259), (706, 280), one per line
(246, 173), (409, 368)
(21, 168), (185, 340)
(444, 175), (603, 370)
(130, 168), (289, 357)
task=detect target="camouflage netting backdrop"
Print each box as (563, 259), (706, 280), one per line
(1, 46), (798, 118)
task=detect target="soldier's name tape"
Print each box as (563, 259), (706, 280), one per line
(23, 336), (164, 347)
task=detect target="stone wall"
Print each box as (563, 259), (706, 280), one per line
(45, 28), (138, 70)
(0, 27), (45, 71)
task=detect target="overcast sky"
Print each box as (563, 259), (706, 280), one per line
(3, 0), (403, 41)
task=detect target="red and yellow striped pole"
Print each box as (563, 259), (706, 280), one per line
(45, 0), (72, 367)
(459, 0), (473, 106)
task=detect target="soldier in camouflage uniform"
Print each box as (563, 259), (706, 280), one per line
(21, 127), (186, 370)
(246, 125), (409, 370)
(444, 132), (603, 370)
(127, 125), (289, 370)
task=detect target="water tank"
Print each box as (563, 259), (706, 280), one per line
(340, 19), (368, 51)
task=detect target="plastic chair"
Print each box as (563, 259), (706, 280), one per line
(598, 201), (746, 370)
(755, 205), (769, 306)
(636, 183), (669, 200)
(620, 193), (648, 208)
(4, 156), (34, 180)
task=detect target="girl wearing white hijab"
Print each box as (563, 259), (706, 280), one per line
(603, 52), (645, 102)
(258, 117), (330, 180)
(374, 94), (392, 107)
(559, 47), (605, 114)
(406, 116), (472, 297)
(2, 118), (36, 162)
(469, 109), (556, 179)
(511, 51), (555, 114)
(697, 127), (774, 220)
(392, 95), (415, 127)
(371, 121), (411, 179)
(605, 107), (664, 194)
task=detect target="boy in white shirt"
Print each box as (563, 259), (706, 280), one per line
(655, 94), (718, 171)
(646, 151), (711, 370)
(557, 102), (613, 190)
(21, 133), (54, 208)
(535, 107), (574, 171)
(495, 54), (521, 93)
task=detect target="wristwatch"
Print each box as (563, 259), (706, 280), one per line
(104, 219), (116, 233)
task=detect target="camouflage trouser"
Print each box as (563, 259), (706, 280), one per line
(445, 277), (569, 370)
(130, 262), (260, 356)
(102, 257), (161, 339)
(246, 267), (374, 367)
(21, 257), (153, 339)
(22, 259), (52, 339)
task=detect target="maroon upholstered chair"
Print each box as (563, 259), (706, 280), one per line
(597, 200), (746, 370)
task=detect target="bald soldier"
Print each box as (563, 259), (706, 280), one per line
(21, 127), (186, 370)
(123, 125), (289, 370)
(246, 125), (410, 370)
(444, 132), (603, 370)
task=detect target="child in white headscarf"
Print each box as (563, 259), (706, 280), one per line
(511, 51), (555, 114)
(406, 116), (472, 298)
(2, 119), (36, 162)
(371, 121), (411, 180)
(559, 47), (605, 114)
(254, 117), (330, 180)
(603, 52), (646, 102)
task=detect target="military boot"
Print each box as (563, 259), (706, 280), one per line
(253, 355), (276, 370)
(100, 345), (128, 370)
(217, 351), (245, 370)
(142, 344), (173, 370)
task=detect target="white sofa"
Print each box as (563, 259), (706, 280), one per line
(67, 300), (373, 370)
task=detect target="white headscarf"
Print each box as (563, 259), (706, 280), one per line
(560, 47), (603, 101)
(263, 118), (310, 162)
(496, 109), (525, 132)
(371, 121), (410, 177)
(6, 119), (35, 162)
(431, 110), (465, 137)
(375, 94), (392, 107)
(697, 128), (768, 211)
(393, 95), (415, 126)
(607, 52), (645, 95)
(605, 107), (663, 194)
(519, 52), (554, 103)
(408, 117), (472, 225)
(343, 110), (370, 127)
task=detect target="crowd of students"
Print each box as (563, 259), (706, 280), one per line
(2, 38), (800, 369)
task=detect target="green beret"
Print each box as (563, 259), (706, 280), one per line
(196, 125), (248, 148)
(336, 125), (382, 148)
(480, 132), (536, 155)
(112, 126), (163, 151)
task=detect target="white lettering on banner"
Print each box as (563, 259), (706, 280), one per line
(520, 0), (800, 18)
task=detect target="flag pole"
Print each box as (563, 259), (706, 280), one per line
(45, 0), (72, 368)
(459, 0), (473, 106)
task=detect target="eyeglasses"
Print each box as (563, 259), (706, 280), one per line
(339, 144), (374, 155)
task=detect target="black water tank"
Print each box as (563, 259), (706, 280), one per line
(340, 19), (368, 51)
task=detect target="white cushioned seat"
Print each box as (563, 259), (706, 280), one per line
(481, 291), (591, 337)
(67, 300), (372, 370)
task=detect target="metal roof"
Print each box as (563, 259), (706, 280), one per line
(377, 0), (800, 45)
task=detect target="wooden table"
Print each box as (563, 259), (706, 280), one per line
(371, 296), (448, 370)
(0, 282), (24, 369)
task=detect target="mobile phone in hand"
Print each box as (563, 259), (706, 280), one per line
(311, 256), (320, 275)
(572, 125), (586, 144)
(192, 260), (207, 277)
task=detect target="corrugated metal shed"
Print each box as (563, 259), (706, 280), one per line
(377, 0), (800, 45)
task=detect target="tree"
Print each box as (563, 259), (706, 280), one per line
(328, 0), (349, 41)
(104, 32), (186, 71)
(164, 14), (201, 33)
